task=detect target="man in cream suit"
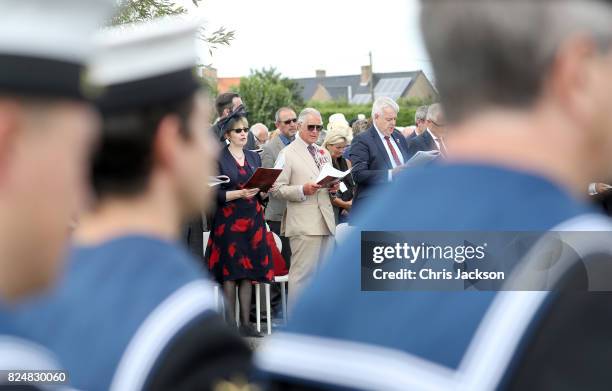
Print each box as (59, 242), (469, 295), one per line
(272, 108), (336, 308)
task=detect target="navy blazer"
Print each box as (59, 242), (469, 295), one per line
(349, 125), (412, 207)
(407, 129), (438, 157)
(215, 146), (262, 206)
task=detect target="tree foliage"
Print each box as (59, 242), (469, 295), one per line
(235, 67), (428, 129)
(250, 68), (304, 108)
(307, 101), (419, 127)
(111, 0), (199, 24)
(111, 0), (234, 56)
(235, 68), (304, 129)
(236, 71), (295, 130)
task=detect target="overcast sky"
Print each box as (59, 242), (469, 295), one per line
(181, 0), (432, 80)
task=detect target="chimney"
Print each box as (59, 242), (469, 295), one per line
(360, 65), (372, 86)
(203, 67), (218, 81)
(316, 69), (326, 79)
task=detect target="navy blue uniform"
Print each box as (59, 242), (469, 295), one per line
(2, 235), (250, 391)
(256, 164), (612, 390)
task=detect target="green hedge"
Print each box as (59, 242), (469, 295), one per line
(305, 101), (421, 127)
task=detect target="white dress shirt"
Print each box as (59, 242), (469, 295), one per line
(374, 124), (404, 181)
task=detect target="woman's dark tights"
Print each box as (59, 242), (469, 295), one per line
(222, 279), (252, 326)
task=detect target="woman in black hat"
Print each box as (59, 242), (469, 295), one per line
(206, 113), (274, 337)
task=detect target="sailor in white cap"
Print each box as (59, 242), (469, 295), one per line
(0, 0), (115, 379)
(4, 16), (251, 391)
(0, 0), (114, 301)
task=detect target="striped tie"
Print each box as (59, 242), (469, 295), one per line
(307, 144), (321, 169)
(384, 136), (402, 167)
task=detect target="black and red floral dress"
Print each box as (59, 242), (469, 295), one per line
(206, 147), (275, 283)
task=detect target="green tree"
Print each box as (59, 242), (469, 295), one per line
(111, 0), (199, 24)
(110, 1), (235, 56)
(251, 68), (304, 108)
(236, 71), (295, 129)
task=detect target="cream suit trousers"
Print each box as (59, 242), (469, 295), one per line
(288, 235), (333, 310)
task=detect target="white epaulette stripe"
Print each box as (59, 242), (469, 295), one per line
(458, 291), (548, 391)
(461, 213), (612, 390)
(257, 213), (612, 390)
(0, 336), (74, 390)
(256, 332), (456, 391)
(109, 279), (217, 391)
(0, 335), (61, 372)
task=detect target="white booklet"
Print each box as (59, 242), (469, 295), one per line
(316, 163), (352, 187)
(208, 175), (230, 187)
(405, 150), (440, 168)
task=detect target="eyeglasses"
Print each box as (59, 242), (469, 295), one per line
(307, 124), (324, 132)
(282, 118), (298, 125)
(430, 120), (446, 128)
(231, 127), (249, 134)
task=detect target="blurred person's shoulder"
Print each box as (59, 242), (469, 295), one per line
(69, 234), (206, 287)
(380, 163), (593, 230)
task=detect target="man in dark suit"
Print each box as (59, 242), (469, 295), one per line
(407, 103), (448, 157)
(349, 97), (412, 214)
(406, 105), (429, 139)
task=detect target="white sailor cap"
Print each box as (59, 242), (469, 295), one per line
(89, 16), (205, 111)
(0, 0), (116, 99)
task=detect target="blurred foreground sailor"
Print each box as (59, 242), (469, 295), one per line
(4, 17), (251, 391)
(0, 0), (114, 377)
(256, 1), (612, 390)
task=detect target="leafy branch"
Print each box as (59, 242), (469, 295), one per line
(110, 0), (235, 54)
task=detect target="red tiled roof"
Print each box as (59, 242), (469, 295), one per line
(217, 77), (241, 93)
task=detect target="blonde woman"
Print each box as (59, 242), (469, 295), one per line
(323, 132), (355, 224)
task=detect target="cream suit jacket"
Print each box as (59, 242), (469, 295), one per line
(271, 137), (336, 238)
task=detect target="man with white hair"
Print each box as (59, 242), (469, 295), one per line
(407, 102), (447, 156)
(271, 108), (337, 308)
(250, 123), (269, 148)
(348, 96), (412, 215)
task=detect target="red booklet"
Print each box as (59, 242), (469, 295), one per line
(243, 168), (283, 192)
